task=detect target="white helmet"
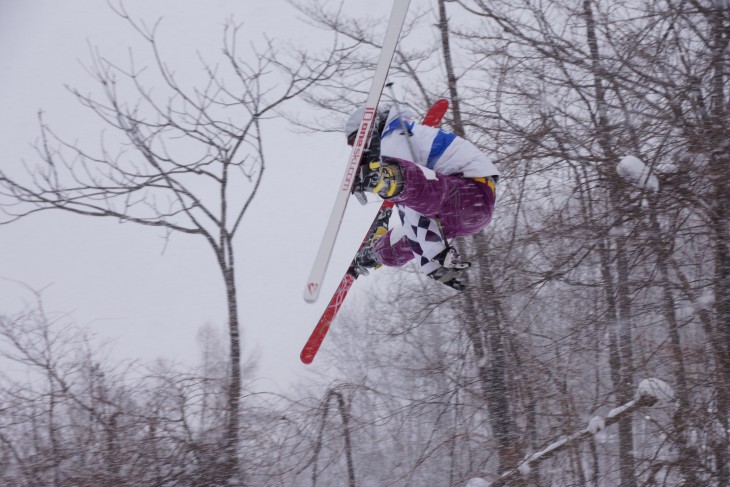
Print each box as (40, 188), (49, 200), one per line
(344, 106), (388, 144)
(344, 107), (366, 143)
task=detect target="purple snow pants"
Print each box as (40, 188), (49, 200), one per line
(373, 157), (496, 269)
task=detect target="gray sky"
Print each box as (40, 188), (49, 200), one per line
(0, 0), (393, 391)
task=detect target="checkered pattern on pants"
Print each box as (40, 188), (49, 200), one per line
(398, 206), (446, 275)
(373, 157), (496, 273)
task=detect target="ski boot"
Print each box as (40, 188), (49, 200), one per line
(351, 206), (392, 277)
(352, 159), (403, 205)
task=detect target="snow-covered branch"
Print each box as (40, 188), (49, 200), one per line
(616, 156), (659, 192)
(468, 379), (675, 487)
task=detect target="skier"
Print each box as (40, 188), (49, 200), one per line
(345, 106), (499, 290)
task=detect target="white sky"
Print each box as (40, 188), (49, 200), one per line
(0, 0), (394, 391)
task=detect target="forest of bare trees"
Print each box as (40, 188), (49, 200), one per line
(1, 0), (729, 485)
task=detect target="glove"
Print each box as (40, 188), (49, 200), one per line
(352, 161), (381, 205)
(350, 207), (390, 277)
(352, 245), (380, 277)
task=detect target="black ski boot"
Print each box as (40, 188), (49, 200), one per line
(351, 207), (392, 277)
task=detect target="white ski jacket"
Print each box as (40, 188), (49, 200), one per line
(379, 109), (499, 179)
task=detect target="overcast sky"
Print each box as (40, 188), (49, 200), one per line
(0, 0), (397, 391)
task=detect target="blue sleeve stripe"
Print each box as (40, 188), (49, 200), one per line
(427, 130), (457, 169)
(382, 119), (414, 138)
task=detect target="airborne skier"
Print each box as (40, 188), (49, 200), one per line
(345, 106), (499, 290)
(300, 0), (498, 363)
(301, 101), (450, 364)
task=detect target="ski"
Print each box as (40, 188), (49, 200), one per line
(300, 100), (449, 365)
(303, 0), (411, 304)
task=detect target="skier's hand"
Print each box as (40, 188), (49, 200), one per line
(351, 246), (381, 277)
(361, 147), (380, 166)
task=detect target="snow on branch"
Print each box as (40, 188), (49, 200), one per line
(636, 378), (675, 404)
(616, 156), (659, 192)
(467, 378), (675, 487)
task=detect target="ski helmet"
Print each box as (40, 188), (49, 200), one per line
(344, 107), (366, 144)
(345, 107), (389, 145)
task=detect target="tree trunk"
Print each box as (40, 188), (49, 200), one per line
(438, 1), (523, 474)
(647, 200), (699, 484)
(438, 0), (465, 135)
(583, 2), (637, 484)
(222, 261), (242, 485)
(706, 4), (730, 483)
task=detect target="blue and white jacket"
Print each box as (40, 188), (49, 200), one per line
(379, 109), (499, 179)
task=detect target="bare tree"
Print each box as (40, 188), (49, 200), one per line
(290, 0), (730, 485)
(451, 0), (730, 484)
(0, 285), (313, 486)
(0, 6), (340, 483)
